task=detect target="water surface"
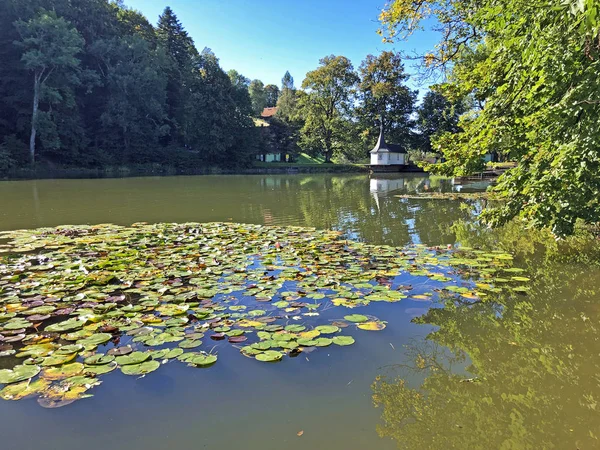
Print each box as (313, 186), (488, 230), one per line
(0, 173), (598, 450)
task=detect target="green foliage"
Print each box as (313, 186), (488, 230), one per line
(14, 10), (84, 164)
(298, 55), (359, 162)
(416, 90), (465, 153)
(249, 79), (267, 116)
(380, 0), (600, 236)
(357, 51), (417, 149)
(0, 1), (260, 171)
(264, 84), (279, 107)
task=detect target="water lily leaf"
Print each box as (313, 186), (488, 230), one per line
(55, 344), (84, 355)
(42, 363), (84, 380)
(107, 346), (132, 356)
(120, 360), (160, 376)
(115, 351), (150, 366)
(187, 354), (217, 367)
(84, 360), (118, 375)
(0, 378), (50, 400)
(313, 338), (333, 347)
(84, 354), (115, 365)
(332, 336), (355, 346)
(343, 314), (368, 323)
(41, 353), (77, 366)
(255, 351), (283, 362)
(46, 318), (85, 333)
(284, 325), (306, 332)
(315, 325), (339, 334)
(178, 339), (203, 349)
(357, 321), (386, 331)
(0, 365), (41, 384)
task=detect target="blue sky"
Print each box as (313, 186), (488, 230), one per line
(124, 0), (440, 94)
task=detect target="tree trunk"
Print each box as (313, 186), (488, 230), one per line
(29, 73), (41, 166)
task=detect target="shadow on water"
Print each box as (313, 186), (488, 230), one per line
(372, 250), (600, 449)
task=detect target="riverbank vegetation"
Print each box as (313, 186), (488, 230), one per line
(380, 0), (600, 236)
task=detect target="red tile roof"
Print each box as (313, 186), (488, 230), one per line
(261, 107), (278, 118)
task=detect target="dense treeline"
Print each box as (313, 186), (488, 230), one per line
(0, 0), (460, 174)
(250, 54), (462, 164)
(0, 0), (259, 171)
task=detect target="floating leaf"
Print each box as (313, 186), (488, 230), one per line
(343, 314), (368, 323)
(357, 321), (386, 331)
(332, 336), (355, 346)
(121, 360), (160, 376)
(0, 365), (41, 384)
(255, 351), (283, 362)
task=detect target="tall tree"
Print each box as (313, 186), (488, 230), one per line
(276, 71), (298, 123)
(248, 79), (267, 115)
(157, 6), (196, 143)
(416, 90), (465, 153)
(357, 51), (416, 149)
(380, 0), (600, 236)
(298, 55), (359, 162)
(281, 70), (294, 91)
(264, 84), (279, 107)
(14, 10), (84, 164)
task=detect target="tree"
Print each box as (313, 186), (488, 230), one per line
(264, 84), (279, 107)
(416, 90), (465, 153)
(298, 55), (359, 163)
(357, 51), (416, 149)
(90, 35), (168, 160)
(157, 6), (197, 144)
(249, 79), (267, 115)
(282, 70), (294, 90)
(379, 0), (600, 236)
(14, 10), (84, 165)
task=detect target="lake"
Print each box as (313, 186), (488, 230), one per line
(0, 173), (598, 450)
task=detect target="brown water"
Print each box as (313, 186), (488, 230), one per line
(0, 173), (598, 450)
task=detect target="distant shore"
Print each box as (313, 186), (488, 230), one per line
(0, 162), (370, 181)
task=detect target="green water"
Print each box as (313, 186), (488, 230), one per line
(0, 173), (598, 450)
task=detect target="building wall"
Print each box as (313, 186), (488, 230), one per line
(371, 152), (405, 165)
(371, 152), (389, 165)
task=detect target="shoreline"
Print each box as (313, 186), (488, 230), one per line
(0, 163), (370, 181)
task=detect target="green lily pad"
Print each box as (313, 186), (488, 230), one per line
(315, 325), (339, 334)
(115, 351), (150, 366)
(332, 336), (355, 346)
(255, 351), (283, 362)
(120, 360), (160, 376)
(0, 365), (41, 384)
(344, 314), (368, 323)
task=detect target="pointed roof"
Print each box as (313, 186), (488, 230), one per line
(370, 121), (406, 154)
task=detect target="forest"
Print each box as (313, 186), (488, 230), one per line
(0, 0), (458, 174)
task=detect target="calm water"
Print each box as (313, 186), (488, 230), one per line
(0, 174), (598, 450)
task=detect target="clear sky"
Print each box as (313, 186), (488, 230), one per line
(124, 0), (440, 94)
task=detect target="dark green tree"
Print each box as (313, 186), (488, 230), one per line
(249, 79), (267, 115)
(416, 90), (465, 153)
(264, 84), (279, 108)
(14, 10), (84, 164)
(157, 6), (197, 144)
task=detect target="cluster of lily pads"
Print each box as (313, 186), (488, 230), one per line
(0, 222), (529, 407)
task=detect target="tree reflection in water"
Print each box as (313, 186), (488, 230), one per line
(372, 235), (600, 449)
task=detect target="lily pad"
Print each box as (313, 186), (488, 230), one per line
(120, 360), (160, 376)
(115, 351), (150, 366)
(0, 365), (41, 384)
(344, 314), (368, 323)
(255, 351), (283, 362)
